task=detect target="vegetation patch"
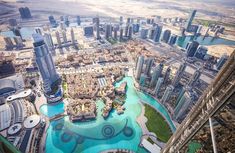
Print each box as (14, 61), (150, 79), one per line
(144, 104), (172, 143)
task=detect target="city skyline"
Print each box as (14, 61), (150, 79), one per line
(0, 1), (234, 153)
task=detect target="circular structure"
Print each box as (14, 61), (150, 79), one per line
(54, 123), (64, 131)
(123, 126), (133, 137)
(8, 123), (22, 135)
(102, 125), (115, 138)
(23, 115), (41, 129)
(61, 132), (73, 142)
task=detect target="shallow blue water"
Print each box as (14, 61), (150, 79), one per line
(40, 102), (64, 118)
(40, 77), (175, 153)
(176, 35), (235, 48)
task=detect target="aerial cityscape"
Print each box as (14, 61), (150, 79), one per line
(0, 0), (234, 153)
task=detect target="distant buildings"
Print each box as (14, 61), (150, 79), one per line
(119, 28), (123, 41)
(168, 35), (177, 45)
(140, 28), (148, 39)
(154, 77), (164, 96)
(128, 26), (133, 39)
(194, 45), (207, 59)
(3, 37), (14, 50)
(0, 75), (24, 97)
(163, 67), (171, 84)
(70, 28), (76, 44)
(144, 58), (154, 76)
(188, 69), (201, 87)
(161, 85), (174, 103)
(139, 74), (148, 87)
(84, 26), (94, 36)
(186, 41), (199, 57)
(150, 63), (163, 88)
(48, 15), (57, 27)
(62, 30), (67, 43)
(105, 24), (112, 39)
(136, 56), (145, 80)
(55, 31), (62, 47)
(174, 91), (193, 121)
(216, 54), (228, 70)
(153, 25), (162, 42)
(19, 7), (32, 19)
(32, 34), (62, 103)
(94, 17), (100, 40)
(162, 30), (171, 43)
(185, 10), (197, 32)
(43, 33), (54, 50)
(76, 16), (81, 26)
(133, 24), (140, 33)
(172, 62), (186, 87)
(8, 19), (17, 27)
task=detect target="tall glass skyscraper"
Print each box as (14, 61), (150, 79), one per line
(32, 34), (62, 103)
(185, 10), (197, 31)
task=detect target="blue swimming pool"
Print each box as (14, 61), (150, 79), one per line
(40, 77), (175, 153)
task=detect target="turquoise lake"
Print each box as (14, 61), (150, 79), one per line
(40, 77), (176, 153)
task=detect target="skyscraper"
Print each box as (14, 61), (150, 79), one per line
(139, 74), (148, 87)
(172, 62), (186, 87)
(185, 10), (197, 31)
(188, 69), (201, 87)
(76, 16), (81, 26)
(32, 34), (62, 101)
(150, 63), (163, 88)
(19, 7), (32, 19)
(49, 15), (57, 27)
(128, 26), (133, 39)
(153, 25), (162, 42)
(140, 28), (148, 39)
(136, 56), (145, 80)
(35, 28), (42, 35)
(3, 37), (14, 50)
(125, 25), (129, 37)
(162, 29), (171, 43)
(94, 17), (100, 40)
(105, 24), (112, 39)
(127, 18), (131, 24)
(119, 28), (123, 41)
(161, 85), (174, 103)
(144, 58), (154, 76)
(148, 28), (155, 40)
(70, 28), (75, 44)
(62, 30), (67, 43)
(43, 33), (54, 50)
(168, 35), (177, 45)
(216, 54), (228, 70)
(175, 87), (186, 107)
(174, 91), (192, 120)
(162, 51), (235, 153)
(163, 67), (171, 84)
(113, 27), (118, 40)
(55, 31), (62, 48)
(133, 24), (140, 33)
(194, 45), (208, 59)
(154, 77), (164, 96)
(186, 41), (199, 57)
(84, 26), (94, 36)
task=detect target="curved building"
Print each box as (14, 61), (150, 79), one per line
(32, 34), (63, 103)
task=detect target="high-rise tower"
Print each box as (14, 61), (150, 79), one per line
(136, 56), (145, 80)
(162, 51), (235, 153)
(185, 10), (197, 31)
(32, 34), (63, 103)
(150, 63), (163, 88)
(172, 62), (186, 87)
